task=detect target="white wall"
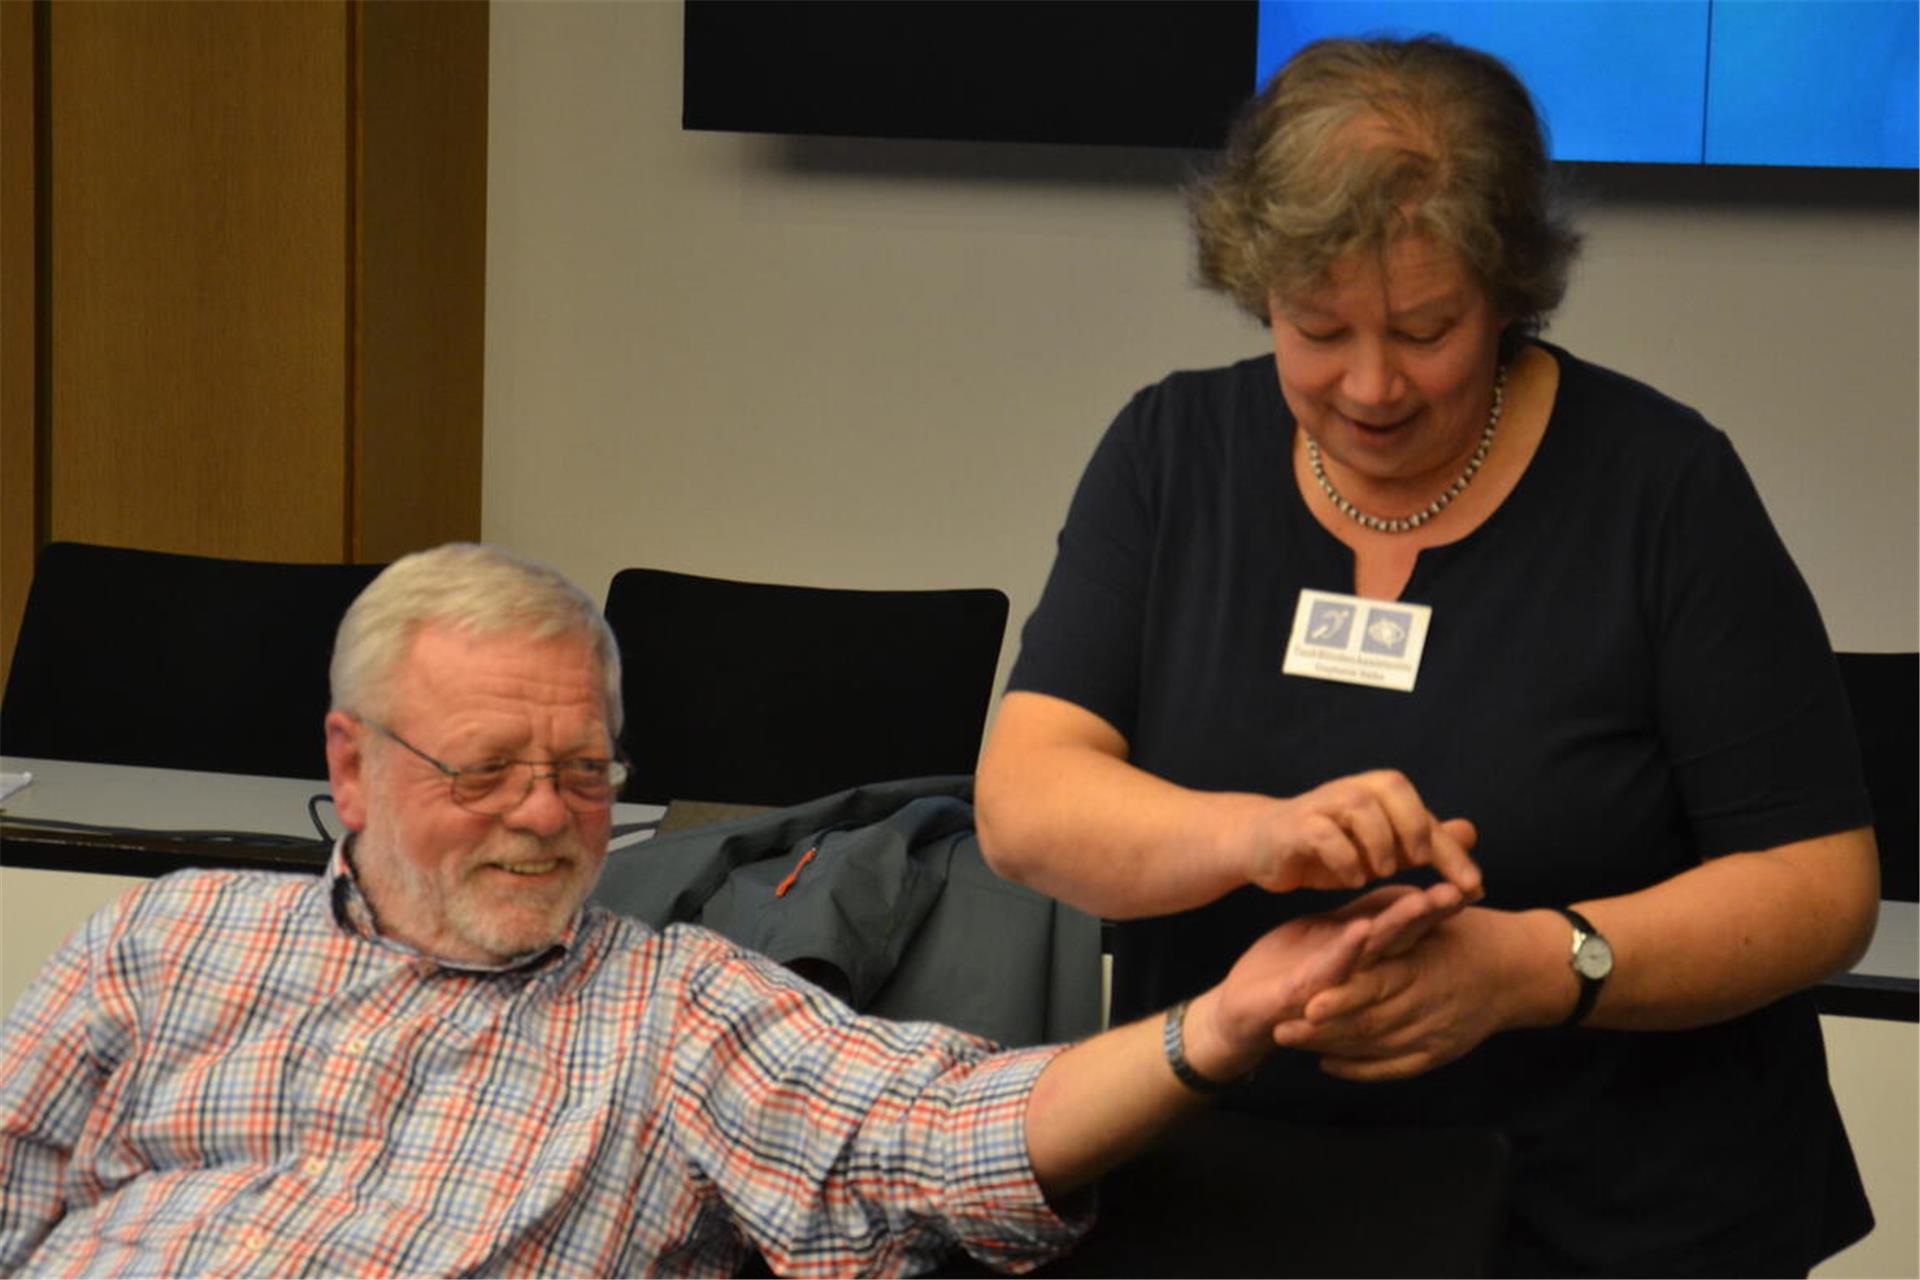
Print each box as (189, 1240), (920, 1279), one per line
(1819, 1014), (1920, 1279)
(484, 6), (1916, 1277)
(484, 1), (1916, 668)
(0, 868), (142, 1014)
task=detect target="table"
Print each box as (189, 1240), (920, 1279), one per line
(0, 756), (667, 877)
(1816, 898), (1917, 1021)
(1, 755), (1911, 1019)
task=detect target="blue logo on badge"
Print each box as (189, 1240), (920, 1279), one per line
(1304, 601), (1354, 648)
(1360, 607), (1413, 657)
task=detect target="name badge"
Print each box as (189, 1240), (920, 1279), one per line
(1282, 588), (1432, 693)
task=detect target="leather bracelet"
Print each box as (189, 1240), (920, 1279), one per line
(1162, 999), (1241, 1096)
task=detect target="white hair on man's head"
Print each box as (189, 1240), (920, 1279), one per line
(329, 543), (623, 735)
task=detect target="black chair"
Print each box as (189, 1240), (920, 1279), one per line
(1, 541), (385, 779)
(1812, 652), (1916, 1020)
(1835, 651), (1917, 903)
(602, 568), (1008, 807)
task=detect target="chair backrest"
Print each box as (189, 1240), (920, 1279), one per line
(602, 567), (1009, 806)
(1, 541), (385, 779)
(1836, 651), (1917, 902)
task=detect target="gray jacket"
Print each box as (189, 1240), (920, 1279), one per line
(592, 776), (1101, 1046)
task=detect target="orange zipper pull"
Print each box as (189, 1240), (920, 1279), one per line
(774, 846), (819, 898)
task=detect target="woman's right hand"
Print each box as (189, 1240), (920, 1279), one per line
(1232, 771), (1482, 899)
(978, 692), (1483, 919)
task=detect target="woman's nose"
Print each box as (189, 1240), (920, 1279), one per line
(1341, 344), (1405, 410)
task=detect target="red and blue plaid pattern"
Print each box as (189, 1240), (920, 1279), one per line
(0, 847), (1083, 1277)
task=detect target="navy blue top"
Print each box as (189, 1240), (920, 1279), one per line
(1009, 345), (1873, 1274)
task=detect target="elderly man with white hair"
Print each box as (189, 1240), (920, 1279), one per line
(0, 543), (1468, 1277)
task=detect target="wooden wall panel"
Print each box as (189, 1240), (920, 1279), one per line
(0, 0), (37, 686)
(2, 0), (483, 666)
(46, 1), (350, 561)
(355, 0), (487, 562)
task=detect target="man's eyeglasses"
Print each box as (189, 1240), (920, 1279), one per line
(368, 722), (629, 815)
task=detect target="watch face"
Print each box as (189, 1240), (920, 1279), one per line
(1574, 934), (1614, 980)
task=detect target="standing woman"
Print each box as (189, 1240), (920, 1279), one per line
(977, 37), (1879, 1276)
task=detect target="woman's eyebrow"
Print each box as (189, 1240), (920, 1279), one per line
(1388, 291), (1467, 322)
(1278, 297), (1337, 321)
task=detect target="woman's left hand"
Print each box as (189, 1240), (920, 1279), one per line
(1273, 831), (1882, 1081)
(1270, 906), (1562, 1081)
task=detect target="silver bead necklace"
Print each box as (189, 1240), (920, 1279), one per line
(1305, 363), (1507, 535)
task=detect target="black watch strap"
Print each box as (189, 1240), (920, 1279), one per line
(1555, 906), (1609, 1028)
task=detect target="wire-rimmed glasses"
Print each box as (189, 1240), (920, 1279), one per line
(369, 722), (628, 815)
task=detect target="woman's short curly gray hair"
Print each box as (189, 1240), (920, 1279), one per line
(329, 543), (623, 736)
(1190, 36), (1581, 339)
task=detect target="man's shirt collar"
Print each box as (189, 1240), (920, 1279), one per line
(325, 836), (575, 974)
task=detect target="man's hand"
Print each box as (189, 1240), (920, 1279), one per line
(1270, 906), (1548, 1081)
(1022, 882), (1468, 1199)
(1229, 771), (1482, 900)
(1181, 883), (1469, 1085)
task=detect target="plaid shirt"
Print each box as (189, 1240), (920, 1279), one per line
(0, 845), (1083, 1277)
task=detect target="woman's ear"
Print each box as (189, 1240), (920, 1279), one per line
(324, 710), (371, 832)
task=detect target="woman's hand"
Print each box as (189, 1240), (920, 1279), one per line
(978, 693), (1484, 918)
(1232, 770), (1483, 899)
(1021, 882), (1469, 1199)
(1269, 906), (1566, 1081)
(1194, 882), (1472, 1079)
(1265, 830), (1882, 1081)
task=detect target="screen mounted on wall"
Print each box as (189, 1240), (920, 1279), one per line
(683, 0), (1919, 170)
(1256, 1), (1919, 169)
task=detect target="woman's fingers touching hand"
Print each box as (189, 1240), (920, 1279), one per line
(1245, 772), (1483, 897)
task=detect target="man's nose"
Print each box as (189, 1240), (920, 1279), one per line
(503, 768), (571, 835)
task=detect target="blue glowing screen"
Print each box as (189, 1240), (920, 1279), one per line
(1255, 0), (1919, 169)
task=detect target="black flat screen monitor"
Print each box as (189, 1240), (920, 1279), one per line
(683, 0), (1919, 170)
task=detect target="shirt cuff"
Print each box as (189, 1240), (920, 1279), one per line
(941, 1044), (1095, 1274)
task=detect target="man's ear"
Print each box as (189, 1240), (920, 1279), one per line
(325, 710), (371, 832)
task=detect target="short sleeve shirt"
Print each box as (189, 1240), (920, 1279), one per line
(1007, 344), (1872, 1274)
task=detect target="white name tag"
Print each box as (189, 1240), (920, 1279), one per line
(1282, 588), (1432, 693)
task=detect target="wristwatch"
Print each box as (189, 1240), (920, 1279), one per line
(1554, 907), (1613, 1027)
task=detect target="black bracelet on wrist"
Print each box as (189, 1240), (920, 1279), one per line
(1161, 999), (1243, 1096)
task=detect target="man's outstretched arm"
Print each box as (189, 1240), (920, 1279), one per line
(1022, 883), (1461, 1199)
